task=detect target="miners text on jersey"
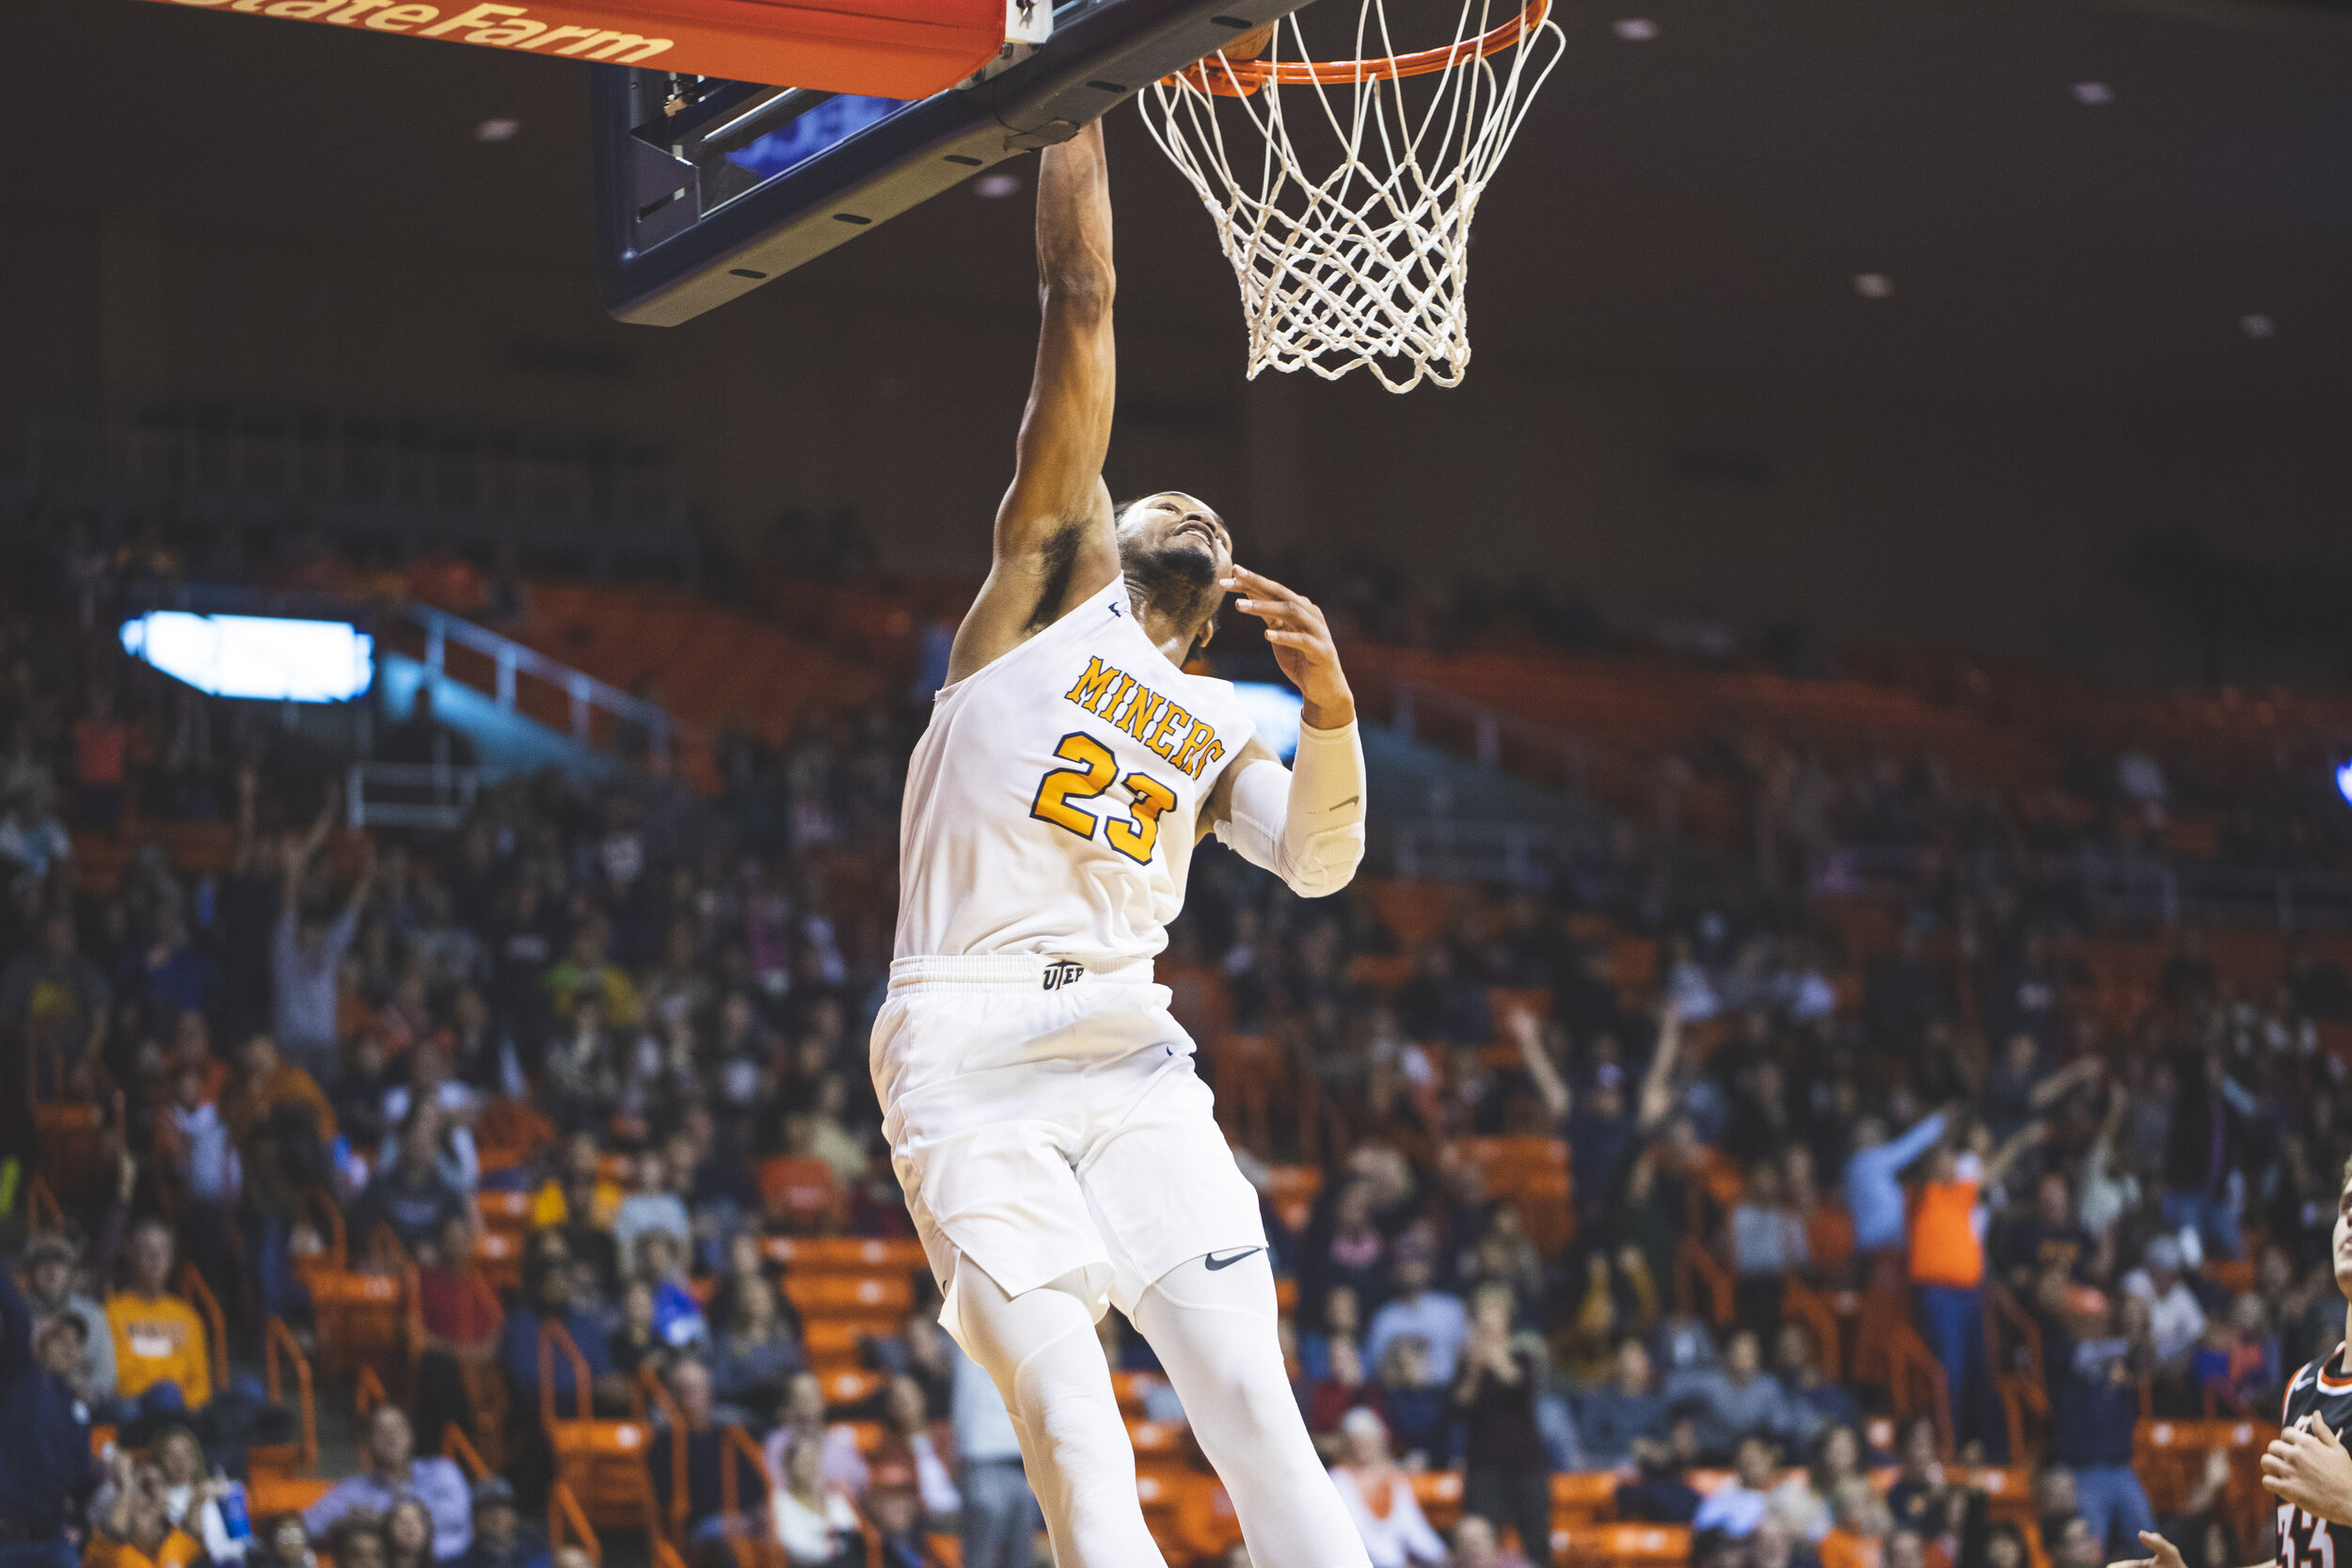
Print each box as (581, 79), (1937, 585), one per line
(1061, 656), (1228, 780)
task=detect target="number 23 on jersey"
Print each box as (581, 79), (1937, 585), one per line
(1030, 732), (1179, 865)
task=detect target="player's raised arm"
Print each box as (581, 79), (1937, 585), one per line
(948, 120), (1122, 685)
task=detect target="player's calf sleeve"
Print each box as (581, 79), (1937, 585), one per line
(1134, 1251), (1375, 1568)
(1211, 720), (1366, 897)
(952, 1264), (1169, 1568)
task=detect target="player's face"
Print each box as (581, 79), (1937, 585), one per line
(1122, 493), (1233, 576)
(2335, 1176), (2352, 1294)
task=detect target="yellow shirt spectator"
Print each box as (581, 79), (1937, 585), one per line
(105, 1291), (213, 1405)
(530, 1176), (625, 1230)
(85, 1528), (202, 1568)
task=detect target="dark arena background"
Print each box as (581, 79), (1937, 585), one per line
(8, 0), (2352, 1566)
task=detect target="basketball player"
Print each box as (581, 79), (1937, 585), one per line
(2112, 1156), (2352, 1568)
(873, 119), (1373, 1567)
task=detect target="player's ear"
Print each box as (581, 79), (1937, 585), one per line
(1188, 610), (1219, 665)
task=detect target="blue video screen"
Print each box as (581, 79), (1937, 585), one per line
(724, 95), (910, 182)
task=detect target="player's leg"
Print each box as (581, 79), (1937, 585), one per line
(1075, 1047), (1370, 1566)
(1132, 1248), (1374, 1568)
(953, 1259), (1168, 1567)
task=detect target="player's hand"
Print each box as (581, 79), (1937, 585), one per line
(2267, 1414), (2352, 1524)
(2108, 1529), (2186, 1568)
(1223, 565), (1354, 729)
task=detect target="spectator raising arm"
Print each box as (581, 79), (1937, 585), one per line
(1637, 1002), (1685, 1133)
(1510, 1007), (1569, 1123)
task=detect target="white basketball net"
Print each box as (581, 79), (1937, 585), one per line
(1140, 1), (1565, 392)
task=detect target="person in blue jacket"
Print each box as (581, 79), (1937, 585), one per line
(0, 1246), (103, 1568)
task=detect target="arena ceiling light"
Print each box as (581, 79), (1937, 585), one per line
(2336, 760), (2352, 809)
(119, 612), (375, 703)
(2073, 82), (2113, 105)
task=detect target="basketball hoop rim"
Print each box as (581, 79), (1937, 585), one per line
(1169, 0), (1551, 94)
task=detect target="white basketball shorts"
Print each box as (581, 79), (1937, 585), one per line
(870, 953), (1266, 1352)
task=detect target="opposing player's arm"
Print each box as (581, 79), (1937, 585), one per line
(949, 121), (1122, 686)
(1200, 566), (1365, 895)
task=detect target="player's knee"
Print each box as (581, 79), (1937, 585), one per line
(1231, 1363), (1311, 1438)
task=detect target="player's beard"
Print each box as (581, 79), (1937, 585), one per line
(1121, 537), (1222, 658)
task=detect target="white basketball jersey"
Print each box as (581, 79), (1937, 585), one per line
(895, 576), (1256, 967)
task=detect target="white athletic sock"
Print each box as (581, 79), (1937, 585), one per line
(1133, 1250), (1375, 1568)
(954, 1263), (1168, 1568)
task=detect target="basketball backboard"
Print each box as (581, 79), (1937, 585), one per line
(593, 0), (1312, 326)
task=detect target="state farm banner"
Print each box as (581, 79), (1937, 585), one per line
(138, 0), (1011, 97)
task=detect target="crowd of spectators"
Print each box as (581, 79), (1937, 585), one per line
(0, 511), (2348, 1568)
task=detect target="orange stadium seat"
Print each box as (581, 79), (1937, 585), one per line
(475, 1229), (524, 1292)
(539, 1320), (659, 1531)
(1134, 1471), (1184, 1544)
(247, 1477), (335, 1519)
(759, 1156), (844, 1230)
(2137, 1418), (2278, 1523)
(818, 1368), (884, 1409)
(762, 1235), (930, 1274)
(1557, 1523), (1692, 1567)
(1552, 1471), (1619, 1526)
(784, 1272), (914, 1319)
(476, 1189), (532, 1231)
(802, 1318), (897, 1371)
(1125, 1418), (1186, 1469)
(1111, 1370), (1168, 1418)
(476, 1100), (558, 1162)
(1413, 1469), (1465, 1530)
(310, 1268), (411, 1386)
(1174, 1476), (1243, 1560)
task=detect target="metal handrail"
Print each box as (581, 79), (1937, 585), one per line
(347, 761), (481, 831)
(406, 599), (677, 760)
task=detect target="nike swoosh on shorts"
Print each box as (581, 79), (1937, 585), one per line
(1203, 1248), (1263, 1271)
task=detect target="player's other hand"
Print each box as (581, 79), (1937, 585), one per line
(1222, 564), (1354, 729)
(2108, 1529), (2186, 1568)
(2267, 1413), (2352, 1525)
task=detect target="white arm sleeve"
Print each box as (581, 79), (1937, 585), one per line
(1211, 720), (1366, 897)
